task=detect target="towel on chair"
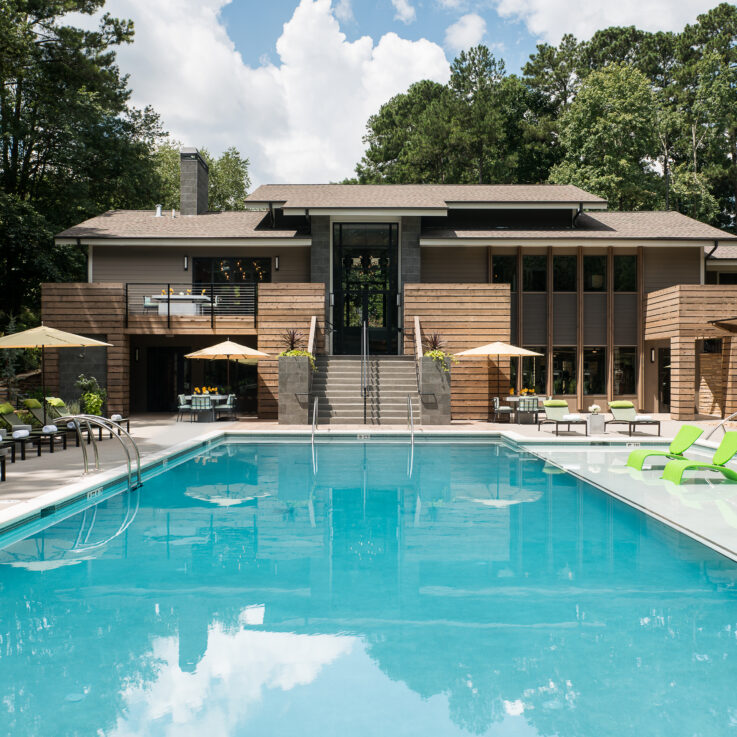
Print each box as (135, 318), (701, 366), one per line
(67, 422), (76, 429)
(562, 413), (583, 421)
(42, 425), (58, 434)
(110, 414), (123, 422)
(12, 429), (30, 439)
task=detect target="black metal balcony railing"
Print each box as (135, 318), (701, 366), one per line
(125, 283), (258, 328)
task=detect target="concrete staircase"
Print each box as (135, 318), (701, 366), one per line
(312, 355), (420, 425)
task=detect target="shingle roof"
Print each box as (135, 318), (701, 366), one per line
(709, 244), (737, 259)
(246, 183), (606, 209)
(56, 210), (302, 240)
(421, 211), (737, 242)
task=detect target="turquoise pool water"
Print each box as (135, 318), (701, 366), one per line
(1, 439), (737, 736)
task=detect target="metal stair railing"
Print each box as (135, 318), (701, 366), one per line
(407, 394), (415, 477)
(705, 411), (737, 440)
(311, 396), (319, 475)
(55, 415), (142, 491)
(361, 321), (369, 424)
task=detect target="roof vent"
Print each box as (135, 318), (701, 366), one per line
(155, 204), (162, 217)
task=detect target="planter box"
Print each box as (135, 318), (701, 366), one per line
(420, 356), (451, 425)
(278, 356), (312, 424)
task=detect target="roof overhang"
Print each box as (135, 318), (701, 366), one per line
(55, 237), (312, 247)
(282, 207), (448, 217)
(419, 237), (722, 247)
(443, 201), (608, 210)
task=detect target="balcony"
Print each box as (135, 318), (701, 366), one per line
(125, 282), (258, 333)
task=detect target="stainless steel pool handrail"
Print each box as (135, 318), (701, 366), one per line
(55, 415), (142, 490)
(705, 411), (737, 440)
(311, 396), (319, 474)
(361, 320), (370, 424)
(407, 394), (415, 477)
(72, 486), (141, 553)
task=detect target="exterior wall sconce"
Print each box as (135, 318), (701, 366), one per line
(183, 255), (189, 271)
(275, 256), (280, 271)
(134, 348), (140, 362)
(650, 348), (656, 363)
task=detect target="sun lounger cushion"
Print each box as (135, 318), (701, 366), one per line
(0, 403), (15, 415)
(23, 398), (43, 409)
(543, 400), (569, 407)
(609, 401), (635, 409)
(110, 414), (123, 421)
(46, 397), (66, 408)
(42, 425), (58, 434)
(12, 430), (30, 439)
(562, 413), (583, 421)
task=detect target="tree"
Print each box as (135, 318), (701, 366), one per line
(150, 141), (251, 211)
(549, 64), (660, 210)
(0, 0), (165, 327)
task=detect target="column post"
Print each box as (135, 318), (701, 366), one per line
(670, 335), (696, 420)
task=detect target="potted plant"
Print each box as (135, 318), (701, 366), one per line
(278, 329), (314, 424)
(420, 333), (455, 424)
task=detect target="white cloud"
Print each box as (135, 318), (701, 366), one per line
(436, 0), (465, 7)
(334, 0), (354, 22)
(77, 0), (448, 186)
(444, 13), (487, 51)
(492, 0), (719, 43)
(391, 0), (417, 24)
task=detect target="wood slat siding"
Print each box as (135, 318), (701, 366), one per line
(583, 293), (606, 345)
(421, 247), (488, 283)
(643, 247), (701, 293)
(125, 315), (256, 335)
(41, 283), (129, 414)
(522, 293), (546, 345)
(92, 245), (310, 284)
(697, 351), (723, 416)
(403, 284), (511, 420)
(671, 337), (696, 420)
(724, 338), (737, 417)
(256, 283), (325, 419)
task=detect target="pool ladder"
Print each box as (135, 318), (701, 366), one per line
(56, 415), (142, 491)
(705, 411), (737, 440)
(407, 394), (414, 477)
(311, 396), (319, 474)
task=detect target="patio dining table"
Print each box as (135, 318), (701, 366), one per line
(151, 294), (211, 316)
(185, 394), (228, 422)
(503, 395), (543, 424)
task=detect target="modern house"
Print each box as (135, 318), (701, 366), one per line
(43, 147), (737, 422)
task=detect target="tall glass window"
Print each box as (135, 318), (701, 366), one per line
(522, 349), (547, 395)
(553, 255), (576, 291)
(614, 255), (637, 292)
(583, 255), (606, 291)
(552, 348), (576, 395)
(193, 257), (271, 283)
(523, 255), (547, 291)
(583, 348), (606, 395)
(614, 347), (636, 395)
(492, 255), (517, 291)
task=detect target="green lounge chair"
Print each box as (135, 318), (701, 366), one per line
(626, 425), (703, 471)
(22, 399), (75, 450)
(538, 400), (587, 436)
(606, 401), (660, 436)
(0, 403), (44, 459)
(661, 432), (737, 485)
(45, 397), (107, 441)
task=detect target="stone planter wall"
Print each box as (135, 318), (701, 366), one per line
(278, 356), (312, 424)
(420, 355), (451, 425)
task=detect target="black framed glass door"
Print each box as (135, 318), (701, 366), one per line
(333, 223), (399, 355)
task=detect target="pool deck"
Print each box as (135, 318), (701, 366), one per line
(2, 412), (737, 560)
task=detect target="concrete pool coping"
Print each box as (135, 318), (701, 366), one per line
(1, 421), (736, 564)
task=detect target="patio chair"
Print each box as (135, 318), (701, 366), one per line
(661, 432), (737, 485)
(606, 401), (660, 436)
(491, 397), (513, 423)
(538, 400), (587, 436)
(190, 395), (212, 422)
(517, 396), (541, 423)
(215, 394), (237, 421)
(0, 402), (45, 459)
(177, 394), (192, 422)
(22, 399), (75, 451)
(0, 429), (16, 464)
(626, 425), (703, 471)
(47, 397), (130, 438)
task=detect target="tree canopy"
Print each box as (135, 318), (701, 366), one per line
(354, 3), (737, 232)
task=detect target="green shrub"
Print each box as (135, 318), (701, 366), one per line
(81, 391), (104, 415)
(278, 349), (316, 370)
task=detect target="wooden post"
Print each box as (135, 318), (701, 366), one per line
(516, 247), (523, 394)
(576, 247), (584, 411)
(546, 247), (553, 397)
(606, 247), (614, 403)
(636, 247), (645, 411)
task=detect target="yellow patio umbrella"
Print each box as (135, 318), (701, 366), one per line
(456, 341), (543, 398)
(0, 325), (112, 424)
(184, 339), (269, 389)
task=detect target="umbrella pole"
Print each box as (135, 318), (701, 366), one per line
(226, 355), (230, 391)
(42, 345), (46, 426)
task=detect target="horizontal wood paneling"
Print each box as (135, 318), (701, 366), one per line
(613, 293), (637, 345)
(403, 284), (511, 420)
(421, 247), (488, 283)
(125, 315), (256, 335)
(93, 245), (310, 284)
(256, 283), (326, 419)
(41, 283), (129, 414)
(522, 293), (546, 345)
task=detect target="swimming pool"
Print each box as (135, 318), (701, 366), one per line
(1, 438), (736, 736)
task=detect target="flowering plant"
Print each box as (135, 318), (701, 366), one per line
(588, 404), (601, 414)
(509, 388), (515, 395)
(193, 386), (218, 394)
(520, 387), (535, 396)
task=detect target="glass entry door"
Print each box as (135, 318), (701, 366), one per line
(333, 223), (399, 355)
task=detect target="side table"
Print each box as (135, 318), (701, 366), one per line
(587, 413), (605, 434)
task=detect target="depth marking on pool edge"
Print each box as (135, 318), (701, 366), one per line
(86, 487), (103, 500)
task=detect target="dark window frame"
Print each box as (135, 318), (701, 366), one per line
(553, 254), (577, 292)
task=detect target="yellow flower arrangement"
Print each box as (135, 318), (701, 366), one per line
(509, 388), (515, 395)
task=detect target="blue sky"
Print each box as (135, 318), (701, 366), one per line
(220, 0), (538, 74)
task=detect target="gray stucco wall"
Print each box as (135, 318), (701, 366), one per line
(310, 215), (331, 316)
(401, 216), (421, 285)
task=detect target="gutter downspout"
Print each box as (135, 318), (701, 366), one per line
(704, 239), (718, 285)
(572, 203), (583, 228)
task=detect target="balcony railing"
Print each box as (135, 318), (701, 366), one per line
(125, 282), (258, 328)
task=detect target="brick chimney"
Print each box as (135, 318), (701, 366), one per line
(179, 147), (209, 216)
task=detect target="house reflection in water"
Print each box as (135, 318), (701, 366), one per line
(1, 441), (736, 736)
